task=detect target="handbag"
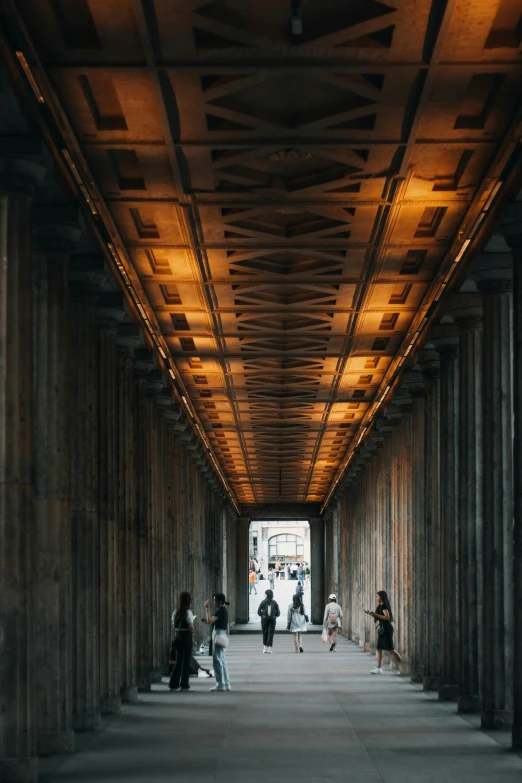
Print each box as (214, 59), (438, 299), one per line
(215, 633), (229, 648)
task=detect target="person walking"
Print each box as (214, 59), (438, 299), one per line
(287, 593), (307, 653)
(275, 559), (282, 579)
(365, 590), (402, 674)
(257, 589), (280, 653)
(268, 567), (275, 591)
(323, 593), (343, 652)
(297, 562), (305, 584)
(249, 569), (257, 595)
(169, 591), (194, 691)
(204, 593), (232, 692)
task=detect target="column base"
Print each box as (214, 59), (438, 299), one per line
(100, 695), (121, 715)
(410, 672), (423, 684)
(37, 730), (75, 757)
(458, 695), (480, 713)
(512, 723), (522, 750)
(149, 667), (163, 684)
(74, 711), (102, 732)
(121, 686), (139, 703)
(423, 676), (439, 692)
(481, 709), (513, 730)
(438, 683), (459, 702)
(137, 678), (151, 693)
(0, 757), (38, 782)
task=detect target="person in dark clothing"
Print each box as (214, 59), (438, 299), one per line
(365, 590), (402, 674)
(257, 589), (280, 654)
(169, 591), (194, 691)
(296, 580), (304, 606)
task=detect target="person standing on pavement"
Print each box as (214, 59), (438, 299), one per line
(204, 593), (231, 692)
(287, 593), (307, 653)
(268, 567), (275, 591)
(169, 591), (194, 691)
(298, 562), (305, 584)
(257, 589), (280, 653)
(275, 560), (282, 579)
(249, 569), (257, 594)
(365, 590), (402, 675)
(296, 580), (305, 607)
(323, 593), (343, 652)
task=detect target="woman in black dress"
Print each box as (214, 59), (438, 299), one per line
(364, 590), (402, 674)
(169, 591), (195, 691)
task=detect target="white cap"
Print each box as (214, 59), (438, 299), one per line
(328, 593), (337, 601)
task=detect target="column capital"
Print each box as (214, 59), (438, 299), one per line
(402, 369), (425, 398)
(471, 252), (513, 294)
(428, 323), (459, 357)
(446, 292), (483, 332)
(116, 323), (144, 357)
(497, 202), (522, 255)
(31, 205), (84, 254)
(96, 292), (126, 330)
(393, 386), (413, 413)
(69, 255), (109, 299)
(236, 516), (251, 526)
(416, 348), (440, 379)
(309, 516), (324, 527)
(383, 401), (403, 426)
(0, 140), (47, 196)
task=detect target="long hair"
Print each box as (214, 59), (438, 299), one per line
(176, 591), (191, 621)
(377, 590), (393, 622)
(292, 594), (304, 614)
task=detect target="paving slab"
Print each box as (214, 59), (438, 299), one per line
(40, 635), (522, 782)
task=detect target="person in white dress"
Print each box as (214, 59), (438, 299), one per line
(287, 593), (308, 653)
(323, 593), (343, 652)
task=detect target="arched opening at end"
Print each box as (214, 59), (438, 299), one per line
(248, 519), (311, 624)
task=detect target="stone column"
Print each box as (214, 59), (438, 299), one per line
(97, 295), (124, 715)
(448, 293), (483, 713)
(235, 517), (250, 623)
(473, 254), (514, 730)
(116, 324), (142, 703)
(0, 156), (45, 782)
(417, 349), (441, 692)
(310, 516), (325, 625)
(69, 258), (103, 732)
(431, 326), (460, 702)
(32, 211), (82, 756)
(497, 211), (522, 747)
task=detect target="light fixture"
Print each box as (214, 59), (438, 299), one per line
(16, 51), (45, 103)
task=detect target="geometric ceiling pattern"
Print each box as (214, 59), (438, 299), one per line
(16, 0), (522, 505)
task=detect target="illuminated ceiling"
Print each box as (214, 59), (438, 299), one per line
(6, 0), (522, 507)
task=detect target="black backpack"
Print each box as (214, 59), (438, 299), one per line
(262, 599), (277, 619)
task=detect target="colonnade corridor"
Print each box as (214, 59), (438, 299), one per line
(39, 635), (522, 783)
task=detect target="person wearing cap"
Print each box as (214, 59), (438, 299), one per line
(323, 593), (343, 652)
(204, 593), (231, 691)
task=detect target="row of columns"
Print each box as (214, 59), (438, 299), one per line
(0, 160), (234, 781)
(334, 218), (522, 750)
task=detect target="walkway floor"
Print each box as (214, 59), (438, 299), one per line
(41, 635), (522, 783)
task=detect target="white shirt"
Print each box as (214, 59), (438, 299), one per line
(172, 609), (194, 626)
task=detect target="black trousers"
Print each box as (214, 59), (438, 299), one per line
(169, 633), (193, 689)
(262, 618), (276, 647)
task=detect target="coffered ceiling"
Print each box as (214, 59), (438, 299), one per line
(9, 0), (522, 507)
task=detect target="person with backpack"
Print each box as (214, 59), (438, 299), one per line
(169, 591), (195, 691)
(287, 593), (307, 653)
(257, 588), (280, 653)
(323, 593), (343, 652)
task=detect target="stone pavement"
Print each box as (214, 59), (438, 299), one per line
(39, 634), (522, 782)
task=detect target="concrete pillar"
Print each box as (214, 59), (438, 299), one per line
(418, 349), (441, 692)
(0, 156), (45, 782)
(69, 260), (102, 732)
(497, 210), (522, 748)
(32, 212), (82, 756)
(431, 326), (460, 702)
(474, 255), (514, 730)
(310, 516), (325, 625)
(235, 517), (250, 623)
(449, 294), (483, 713)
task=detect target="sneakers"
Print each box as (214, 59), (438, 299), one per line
(266, 647), (273, 654)
(371, 667), (383, 675)
(198, 669), (211, 678)
(299, 647), (304, 653)
(329, 644), (336, 652)
(210, 684), (226, 692)
(263, 646), (267, 653)
(169, 686), (180, 691)
(224, 685), (232, 691)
